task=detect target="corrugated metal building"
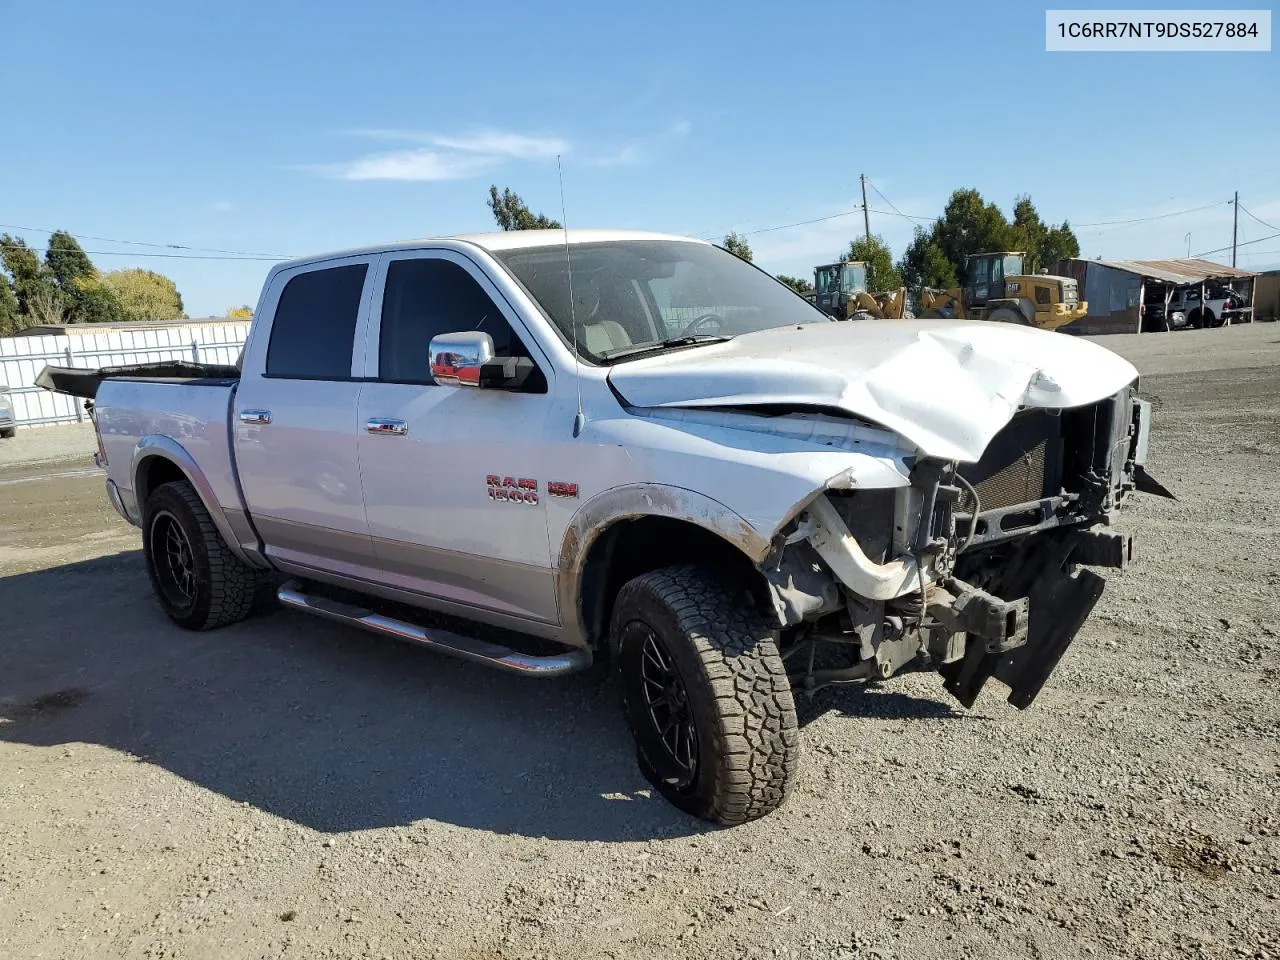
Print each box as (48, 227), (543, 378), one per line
(1054, 258), (1255, 335)
(1252, 268), (1280, 322)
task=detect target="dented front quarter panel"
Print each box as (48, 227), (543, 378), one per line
(550, 407), (917, 645)
(564, 407), (912, 544)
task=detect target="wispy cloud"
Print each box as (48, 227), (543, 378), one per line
(326, 149), (499, 182)
(583, 120), (692, 167)
(432, 132), (568, 158)
(315, 129), (570, 182)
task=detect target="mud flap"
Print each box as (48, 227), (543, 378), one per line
(942, 568), (1104, 709)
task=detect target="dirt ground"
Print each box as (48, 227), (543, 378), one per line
(1, 325), (1277, 960)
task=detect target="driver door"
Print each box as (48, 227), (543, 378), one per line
(355, 250), (560, 627)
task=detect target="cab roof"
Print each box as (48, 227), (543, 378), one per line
(276, 229), (710, 271)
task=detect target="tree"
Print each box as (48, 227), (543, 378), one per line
(0, 234), (55, 316)
(27, 286), (67, 326)
(0, 276), (21, 335)
(775, 274), (813, 295)
(487, 185), (560, 231)
(841, 235), (902, 292)
(898, 227), (959, 290)
(225, 305), (253, 319)
(1008, 195), (1080, 273)
(71, 276), (126, 324)
(722, 231), (753, 262)
(45, 230), (95, 289)
(1039, 222), (1080, 273)
(104, 269), (185, 322)
(932, 189), (1014, 282)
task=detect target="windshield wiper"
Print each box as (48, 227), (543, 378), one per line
(600, 335), (732, 363)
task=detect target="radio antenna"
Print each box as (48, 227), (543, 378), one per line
(557, 155), (586, 437)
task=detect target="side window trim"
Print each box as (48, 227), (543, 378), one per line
(361, 248), (552, 384)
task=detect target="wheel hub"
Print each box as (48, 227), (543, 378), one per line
(636, 627), (698, 786)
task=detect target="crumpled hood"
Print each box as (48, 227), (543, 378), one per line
(607, 319), (1139, 463)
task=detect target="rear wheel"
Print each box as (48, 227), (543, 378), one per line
(612, 566), (799, 825)
(0, 427), (14, 439)
(142, 480), (262, 630)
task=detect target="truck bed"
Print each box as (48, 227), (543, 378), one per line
(88, 374), (248, 534)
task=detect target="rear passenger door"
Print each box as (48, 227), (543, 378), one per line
(355, 250), (559, 627)
(233, 257), (378, 576)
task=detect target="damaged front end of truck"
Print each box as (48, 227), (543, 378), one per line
(760, 387), (1167, 709)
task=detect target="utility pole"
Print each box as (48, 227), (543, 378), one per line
(1231, 191), (1239, 267)
(860, 174), (871, 242)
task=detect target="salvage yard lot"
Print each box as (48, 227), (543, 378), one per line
(1, 325), (1278, 960)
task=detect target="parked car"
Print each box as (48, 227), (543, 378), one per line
(0, 385), (16, 438)
(1169, 285), (1250, 328)
(1141, 300), (1188, 332)
(37, 230), (1167, 825)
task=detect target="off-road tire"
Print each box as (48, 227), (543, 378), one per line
(142, 480), (260, 630)
(612, 565), (799, 825)
(988, 307), (1028, 325)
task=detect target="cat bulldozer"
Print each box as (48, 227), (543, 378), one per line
(919, 252), (1087, 331)
(811, 260), (909, 320)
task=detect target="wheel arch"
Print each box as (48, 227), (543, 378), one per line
(131, 436), (265, 568)
(556, 484), (774, 652)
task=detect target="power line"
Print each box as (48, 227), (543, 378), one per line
(1074, 201), (1228, 228)
(1238, 203), (1280, 233)
(1193, 231), (1280, 258)
(0, 241), (284, 262)
(0, 221), (291, 259)
(866, 180), (909, 220)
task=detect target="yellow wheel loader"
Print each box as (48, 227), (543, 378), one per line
(812, 261), (909, 320)
(919, 252), (1087, 330)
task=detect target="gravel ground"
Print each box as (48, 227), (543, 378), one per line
(0, 421), (97, 468)
(1, 324), (1277, 960)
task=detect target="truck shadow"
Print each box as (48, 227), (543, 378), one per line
(0, 552), (957, 840)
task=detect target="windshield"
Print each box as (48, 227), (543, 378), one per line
(492, 240), (827, 363)
(841, 263), (867, 294)
(1002, 254), (1024, 279)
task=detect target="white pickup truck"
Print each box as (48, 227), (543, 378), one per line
(39, 230), (1167, 825)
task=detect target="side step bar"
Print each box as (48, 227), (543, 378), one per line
(276, 581), (592, 678)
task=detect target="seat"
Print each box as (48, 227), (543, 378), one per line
(582, 319), (632, 354)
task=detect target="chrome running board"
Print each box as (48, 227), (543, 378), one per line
(276, 581), (592, 677)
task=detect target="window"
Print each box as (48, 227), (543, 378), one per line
(493, 241), (826, 362)
(379, 258), (527, 383)
(265, 264), (368, 379)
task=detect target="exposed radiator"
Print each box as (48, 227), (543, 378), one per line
(959, 411), (1063, 512)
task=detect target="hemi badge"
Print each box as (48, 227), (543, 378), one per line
(547, 481), (579, 499)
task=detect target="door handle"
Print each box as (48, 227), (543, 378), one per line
(239, 410), (272, 425)
(366, 418), (408, 436)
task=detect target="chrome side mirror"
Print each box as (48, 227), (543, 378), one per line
(429, 331), (495, 387)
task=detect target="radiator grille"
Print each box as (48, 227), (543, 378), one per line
(959, 412), (1062, 512)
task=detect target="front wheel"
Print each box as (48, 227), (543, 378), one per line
(142, 480), (262, 630)
(612, 566), (799, 825)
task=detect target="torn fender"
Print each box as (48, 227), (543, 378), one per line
(555, 483), (772, 648)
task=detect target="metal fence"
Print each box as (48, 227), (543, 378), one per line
(0, 323), (249, 427)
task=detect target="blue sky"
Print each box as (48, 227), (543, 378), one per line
(2, 0), (1277, 316)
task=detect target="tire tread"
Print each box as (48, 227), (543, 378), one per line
(614, 565), (799, 825)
